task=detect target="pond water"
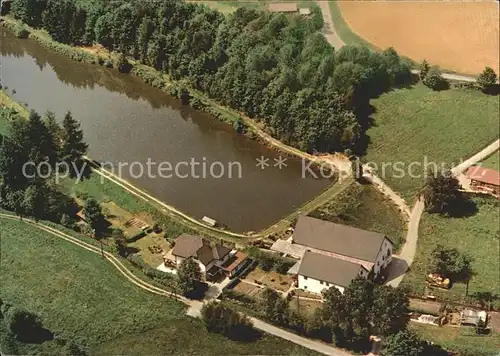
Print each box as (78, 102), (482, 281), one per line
(0, 28), (331, 232)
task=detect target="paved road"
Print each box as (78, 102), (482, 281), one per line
(317, 1), (344, 49)
(250, 317), (353, 356)
(386, 139), (500, 287)
(0, 213), (353, 356)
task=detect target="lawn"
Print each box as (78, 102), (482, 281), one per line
(365, 83), (500, 202)
(402, 196), (500, 302)
(409, 323), (500, 356)
(289, 297), (323, 317)
(0, 219), (320, 355)
(479, 150), (499, 171)
(309, 181), (406, 251)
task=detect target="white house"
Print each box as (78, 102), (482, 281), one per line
(291, 216), (394, 294)
(298, 251), (369, 294)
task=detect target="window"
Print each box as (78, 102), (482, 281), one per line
(304, 286), (308, 290)
(303, 276), (308, 280)
(320, 281), (324, 285)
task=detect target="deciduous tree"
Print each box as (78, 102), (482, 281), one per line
(477, 66), (497, 93)
(381, 330), (425, 356)
(430, 244), (472, 282)
(177, 258), (203, 298)
(423, 169), (462, 214)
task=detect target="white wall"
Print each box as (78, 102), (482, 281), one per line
(372, 238), (393, 275)
(298, 274), (344, 294)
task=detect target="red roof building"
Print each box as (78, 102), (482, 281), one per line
(465, 166), (500, 197)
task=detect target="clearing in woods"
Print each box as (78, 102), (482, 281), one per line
(337, 2), (499, 75)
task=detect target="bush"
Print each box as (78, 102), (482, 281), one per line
(115, 53), (132, 73)
(60, 213), (77, 230)
(126, 230), (146, 242)
(423, 66), (448, 91)
(5, 307), (42, 340)
(201, 301), (258, 341)
(126, 254), (148, 269)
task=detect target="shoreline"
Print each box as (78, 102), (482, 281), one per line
(0, 17), (347, 169)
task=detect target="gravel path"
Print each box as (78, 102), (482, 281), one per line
(386, 139), (500, 287)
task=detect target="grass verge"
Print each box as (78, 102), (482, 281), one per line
(328, 1), (379, 51)
(479, 150), (499, 171)
(409, 323), (500, 356)
(365, 83), (500, 202)
(0, 219), (320, 355)
(309, 180), (406, 251)
(401, 196), (500, 304)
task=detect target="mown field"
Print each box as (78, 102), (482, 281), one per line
(402, 196), (500, 302)
(309, 181), (406, 251)
(479, 150), (499, 170)
(336, 2), (499, 75)
(365, 83), (500, 202)
(0, 219), (318, 355)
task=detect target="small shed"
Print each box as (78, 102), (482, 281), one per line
(202, 216), (217, 227)
(268, 3), (298, 13)
(460, 309), (487, 326)
(299, 8), (311, 16)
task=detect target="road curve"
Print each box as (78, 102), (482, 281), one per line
(0, 213), (353, 356)
(387, 139), (500, 287)
(316, 1), (344, 50)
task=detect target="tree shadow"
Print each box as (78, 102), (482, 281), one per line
(18, 327), (54, 344)
(445, 197), (478, 218)
(228, 324), (262, 342)
(482, 84), (500, 96)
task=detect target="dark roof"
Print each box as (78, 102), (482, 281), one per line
(465, 166), (500, 186)
(213, 244), (232, 260)
(172, 234), (231, 266)
(172, 234), (208, 259)
(298, 251), (366, 287)
(293, 216), (390, 262)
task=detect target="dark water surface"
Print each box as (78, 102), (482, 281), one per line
(0, 28), (330, 232)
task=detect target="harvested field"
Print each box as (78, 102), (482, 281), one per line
(338, 2), (499, 75)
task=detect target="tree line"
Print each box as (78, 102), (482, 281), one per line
(0, 109), (87, 222)
(10, 0), (412, 153)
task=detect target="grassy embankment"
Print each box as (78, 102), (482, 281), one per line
(365, 83), (499, 202)
(309, 180), (406, 251)
(0, 219), (320, 355)
(402, 196), (500, 302)
(409, 323), (500, 356)
(328, 1), (379, 51)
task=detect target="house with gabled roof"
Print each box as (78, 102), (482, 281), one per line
(167, 234), (248, 280)
(290, 216), (394, 294)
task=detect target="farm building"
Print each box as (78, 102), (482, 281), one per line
(268, 3), (298, 13)
(465, 166), (500, 197)
(274, 216), (394, 294)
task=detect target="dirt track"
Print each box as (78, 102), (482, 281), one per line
(339, 2), (499, 75)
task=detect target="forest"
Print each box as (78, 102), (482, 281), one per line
(9, 0), (412, 153)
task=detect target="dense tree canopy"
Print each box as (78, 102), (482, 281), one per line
(423, 169), (463, 214)
(10, 0), (411, 153)
(0, 110), (84, 222)
(430, 244), (472, 282)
